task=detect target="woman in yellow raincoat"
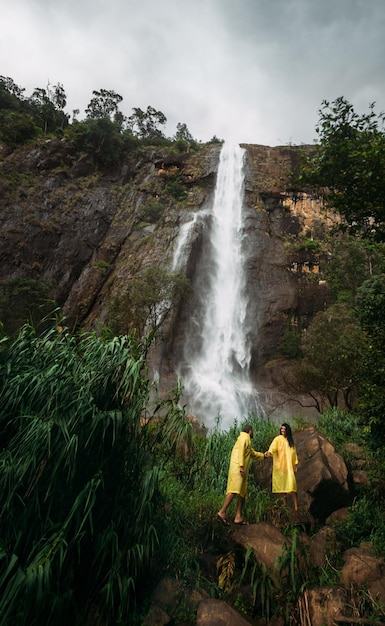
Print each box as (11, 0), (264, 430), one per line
(265, 423), (298, 510)
(217, 424), (264, 525)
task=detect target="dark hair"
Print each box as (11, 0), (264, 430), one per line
(243, 424), (253, 434)
(281, 423), (294, 447)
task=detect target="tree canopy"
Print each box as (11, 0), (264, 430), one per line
(299, 97), (385, 241)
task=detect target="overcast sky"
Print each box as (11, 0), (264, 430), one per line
(1, 0), (384, 146)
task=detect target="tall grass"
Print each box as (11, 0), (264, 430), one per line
(0, 323), (191, 625)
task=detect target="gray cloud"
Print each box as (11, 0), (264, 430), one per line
(1, 0), (384, 145)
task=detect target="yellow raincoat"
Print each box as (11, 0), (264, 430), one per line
(226, 431), (264, 498)
(268, 435), (298, 493)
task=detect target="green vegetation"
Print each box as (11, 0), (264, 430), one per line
(0, 320), (385, 624)
(298, 96), (385, 241)
(0, 322), (193, 624)
(107, 266), (191, 340)
(0, 75), (204, 160)
(0, 277), (55, 336)
(288, 98), (385, 444)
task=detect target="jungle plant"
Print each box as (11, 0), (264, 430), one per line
(0, 321), (192, 625)
(238, 548), (275, 620)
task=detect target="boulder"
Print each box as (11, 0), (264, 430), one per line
(144, 575), (208, 624)
(196, 598), (253, 625)
(325, 507), (350, 526)
(369, 576), (385, 605)
(296, 587), (347, 626)
(232, 521), (292, 574)
(308, 526), (338, 569)
(340, 547), (385, 587)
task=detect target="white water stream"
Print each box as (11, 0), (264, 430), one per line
(174, 142), (261, 429)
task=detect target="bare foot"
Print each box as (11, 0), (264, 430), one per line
(217, 512), (230, 526)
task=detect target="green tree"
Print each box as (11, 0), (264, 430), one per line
(108, 267), (190, 339)
(325, 235), (385, 302)
(128, 106), (167, 140)
(85, 88), (124, 123)
(70, 117), (124, 166)
(295, 303), (368, 411)
(173, 122), (198, 152)
(28, 82), (69, 133)
(0, 110), (40, 146)
(300, 97), (385, 240)
(355, 274), (385, 443)
(0, 75), (26, 110)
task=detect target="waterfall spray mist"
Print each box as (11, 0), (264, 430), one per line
(175, 142), (261, 429)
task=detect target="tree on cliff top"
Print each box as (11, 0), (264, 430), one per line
(300, 97), (385, 241)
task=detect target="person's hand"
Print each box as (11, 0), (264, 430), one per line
(240, 466), (245, 475)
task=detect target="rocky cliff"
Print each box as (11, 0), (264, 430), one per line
(0, 139), (335, 420)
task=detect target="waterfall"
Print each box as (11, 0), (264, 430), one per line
(175, 142), (261, 429)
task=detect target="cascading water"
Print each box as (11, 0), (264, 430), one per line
(174, 142), (262, 429)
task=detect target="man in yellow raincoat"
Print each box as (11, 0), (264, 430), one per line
(217, 424), (264, 525)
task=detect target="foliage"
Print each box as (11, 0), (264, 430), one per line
(317, 407), (363, 448)
(0, 75), (26, 109)
(354, 274), (385, 444)
(296, 302), (368, 411)
(0, 277), (54, 336)
(165, 178), (188, 201)
(0, 76), (68, 144)
(85, 88), (123, 123)
(69, 117), (125, 167)
(299, 97), (385, 241)
(128, 106), (167, 140)
(173, 123), (199, 152)
(107, 267), (191, 340)
(280, 318), (302, 359)
(0, 110), (41, 146)
(0, 322), (196, 624)
(29, 83), (68, 133)
(334, 495), (385, 556)
(325, 236), (385, 302)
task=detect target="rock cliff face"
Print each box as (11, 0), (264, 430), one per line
(0, 139), (335, 420)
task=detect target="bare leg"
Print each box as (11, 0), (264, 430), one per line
(218, 493), (235, 521)
(234, 495), (245, 523)
(291, 491), (298, 511)
(280, 494), (287, 507)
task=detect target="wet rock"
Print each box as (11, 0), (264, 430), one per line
(296, 587), (347, 626)
(232, 521), (291, 574)
(197, 598), (253, 625)
(309, 526), (338, 569)
(340, 547), (385, 587)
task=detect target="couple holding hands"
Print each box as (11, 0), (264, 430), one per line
(217, 423), (298, 526)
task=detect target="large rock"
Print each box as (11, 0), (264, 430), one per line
(196, 598), (253, 625)
(296, 587), (347, 626)
(340, 546), (385, 587)
(308, 526), (338, 569)
(232, 521), (293, 574)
